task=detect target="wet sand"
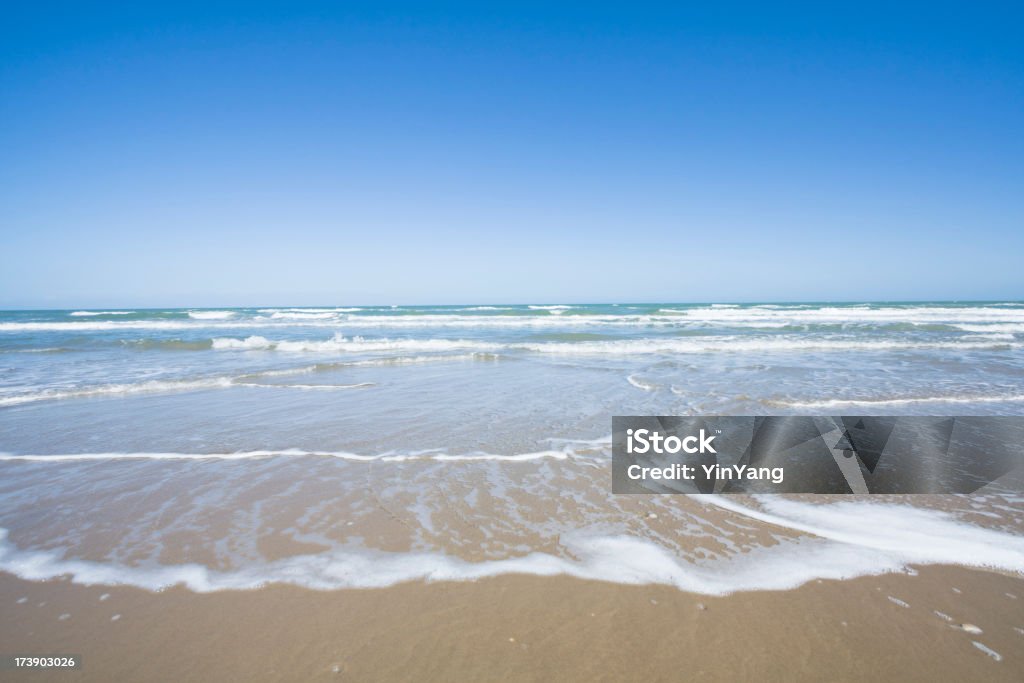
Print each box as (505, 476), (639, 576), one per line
(2, 565), (1022, 682)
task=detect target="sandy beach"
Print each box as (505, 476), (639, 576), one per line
(3, 564), (1022, 682)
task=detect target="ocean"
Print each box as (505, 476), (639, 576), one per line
(1, 302), (1023, 594)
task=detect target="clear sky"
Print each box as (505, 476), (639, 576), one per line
(1, 2), (1022, 307)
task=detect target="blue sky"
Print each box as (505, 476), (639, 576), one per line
(1, 2), (1022, 306)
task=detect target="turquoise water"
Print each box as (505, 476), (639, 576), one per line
(3, 302), (1024, 420)
(0, 302), (1022, 594)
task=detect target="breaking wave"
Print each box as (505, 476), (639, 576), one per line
(207, 334), (1019, 355)
(188, 311), (236, 320)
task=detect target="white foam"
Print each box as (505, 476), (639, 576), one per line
(243, 382), (375, 391)
(658, 305), (1024, 325)
(212, 334), (499, 353)
(336, 314), (632, 328)
(0, 447), (575, 463)
(0, 352), (499, 407)
(626, 375), (658, 391)
(7, 304), (1024, 333)
(0, 321), (206, 331)
(247, 354), (495, 378)
(211, 335), (273, 350)
(519, 337), (1018, 355)
(208, 334), (1018, 356)
(258, 308), (362, 313)
(971, 642), (1002, 662)
(282, 337), (497, 353)
(962, 333), (1016, 341)
(269, 311), (338, 320)
(348, 352), (498, 366)
(954, 324), (1024, 333)
(1, 495), (1021, 594)
(0, 377), (235, 407)
(775, 393), (1024, 408)
(0, 528), (881, 593)
(704, 497), (1024, 572)
(187, 311), (236, 320)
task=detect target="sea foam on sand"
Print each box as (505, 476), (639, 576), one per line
(0, 497), (1020, 595)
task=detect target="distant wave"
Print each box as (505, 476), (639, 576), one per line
(0, 347), (72, 354)
(258, 308), (362, 313)
(519, 337), (1018, 354)
(211, 335), (274, 350)
(237, 353), (498, 380)
(208, 334), (1019, 355)
(953, 323), (1024, 333)
(268, 311), (339, 320)
(187, 311), (236, 320)
(528, 305), (574, 315)
(960, 333), (1016, 341)
(4, 304), (1023, 333)
(0, 319), (336, 332)
(69, 311), (134, 316)
(660, 305), (1024, 325)
(211, 335), (502, 353)
(0, 321), (208, 331)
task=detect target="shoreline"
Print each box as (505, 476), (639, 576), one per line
(3, 565), (1022, 682)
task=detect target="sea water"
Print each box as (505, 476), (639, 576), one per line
(0, 302), (1022, 593)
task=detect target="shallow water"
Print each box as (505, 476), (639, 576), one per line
(1, 302), (1022, 593)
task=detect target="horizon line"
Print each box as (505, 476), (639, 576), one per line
(2, 299), (1022, 312)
